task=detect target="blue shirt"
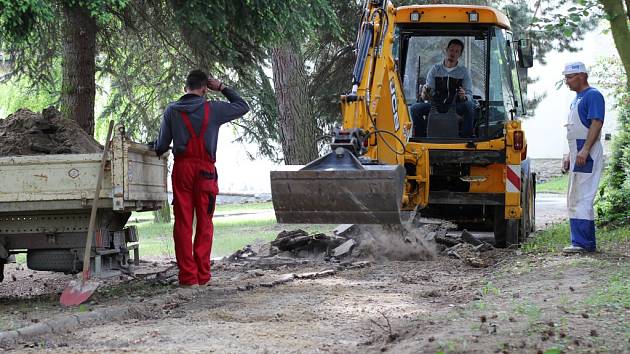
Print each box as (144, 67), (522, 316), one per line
(571, 87), (605, 128)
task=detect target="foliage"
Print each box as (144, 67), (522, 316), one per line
(0, 1), (55, 42)
(1, 0), (339, 144)
(598, 0), (630, 86)
(595, 97), (630, 226)
(509, 0), (601, 108)
(0, 75), (58, 118)
(526, 0), (602, 64)
(95, 0), (340, 155)
(0, 0), (129, 92)
(591, 57), (629, 227)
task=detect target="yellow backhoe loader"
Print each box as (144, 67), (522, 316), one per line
(271, 1), (536, 247)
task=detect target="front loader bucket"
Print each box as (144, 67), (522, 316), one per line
(271, 149), (405, 224)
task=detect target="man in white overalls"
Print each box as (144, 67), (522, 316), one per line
(561, 62), (605, 253)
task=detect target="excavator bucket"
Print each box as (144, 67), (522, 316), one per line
(271, 149), (406, 224)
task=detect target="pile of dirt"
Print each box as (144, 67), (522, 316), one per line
(0, 107), (102, 157)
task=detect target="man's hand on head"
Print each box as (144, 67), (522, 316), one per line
(207, 78), (225, 91)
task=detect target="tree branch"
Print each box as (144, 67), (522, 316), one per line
(600, 0), (630, 88)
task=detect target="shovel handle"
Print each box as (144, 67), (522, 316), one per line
(82, 121), (115, 279)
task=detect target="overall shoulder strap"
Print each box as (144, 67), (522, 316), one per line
(179, 111), (197, 138)
(199, 102), (212, 137)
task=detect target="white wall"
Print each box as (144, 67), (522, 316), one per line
(522, 29), (619, 158)
(214, 127), (279, 194)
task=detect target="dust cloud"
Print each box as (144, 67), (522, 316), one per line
(352, 224), (438, 261)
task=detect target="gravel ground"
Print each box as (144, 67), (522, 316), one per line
(1, 242), (628, 353)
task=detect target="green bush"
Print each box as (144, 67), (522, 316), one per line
(596, 92), (630, 227)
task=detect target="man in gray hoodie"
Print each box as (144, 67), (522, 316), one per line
(410, 39), (475, 138)
(154, 69), (249, 287)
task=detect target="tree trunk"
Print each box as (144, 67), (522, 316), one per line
(271, 44), (319, 165)
(60, 4), (98, 136)
(600, 0), (630, 88)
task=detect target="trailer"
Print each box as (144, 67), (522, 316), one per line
(0, 125), (168, 281)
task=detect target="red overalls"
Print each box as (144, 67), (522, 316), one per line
(172, 102), (219, 286)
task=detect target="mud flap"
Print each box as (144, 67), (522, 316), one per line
(271, 149), (406, 224)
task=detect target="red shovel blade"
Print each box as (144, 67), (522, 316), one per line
(60, 278), (100, 306)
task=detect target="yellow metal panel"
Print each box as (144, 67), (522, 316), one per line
(343, 3), (413, 166)
(469, 163), (505, 193)
(401, 146), (429, 210)
(395, 5), (511, 29)
(406, 139), (505, 152)
(505, 120), (523, 165)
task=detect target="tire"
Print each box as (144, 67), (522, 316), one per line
(519, 173), (537, 241)
(494, 206), (519, 248)
(27, 249), (80, 273)
(529, 174), (537, 233)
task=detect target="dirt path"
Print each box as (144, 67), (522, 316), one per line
(1, 241), (628, 353)
(1, 193), (628, 353)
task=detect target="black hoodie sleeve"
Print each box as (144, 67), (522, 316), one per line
(211, 87), (250, 125)
(155, 105), (173, 156)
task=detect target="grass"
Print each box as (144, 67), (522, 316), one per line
(129, 203), (335, 258)
(522, 222), (630, 254)
(216, 202), (273, 213)
(9, 202), (331, 264)
(536, 175), (568, 194)
(585, 270), (630, 309)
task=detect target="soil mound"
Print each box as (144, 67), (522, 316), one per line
(0, 107), (102, 157)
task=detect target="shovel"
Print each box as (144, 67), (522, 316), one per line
(60, 121), (114, 306)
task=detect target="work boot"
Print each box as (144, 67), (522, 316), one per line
(562, 245), (588, 254)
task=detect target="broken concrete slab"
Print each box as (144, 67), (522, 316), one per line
(294, 269), (336, 279)
(332, 239), (356, 258)
(333, 224), (356, 237)
(461, 230), (483, 246)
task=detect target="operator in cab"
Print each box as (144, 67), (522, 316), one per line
(409, 39), (475, 138)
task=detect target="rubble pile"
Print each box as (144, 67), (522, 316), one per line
(227, 224), (438, 265)
(436, 229), (498, 268)
(227, 228), (353, 265)
(0, 107), (102, 157)
(227, 221), (500, 268)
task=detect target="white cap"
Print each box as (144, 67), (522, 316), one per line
(562, 61), (588, 75)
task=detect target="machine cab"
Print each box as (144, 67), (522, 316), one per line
(393, 18), (532, 141)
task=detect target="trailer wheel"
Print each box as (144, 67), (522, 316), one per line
(27, 250), (79, 273)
